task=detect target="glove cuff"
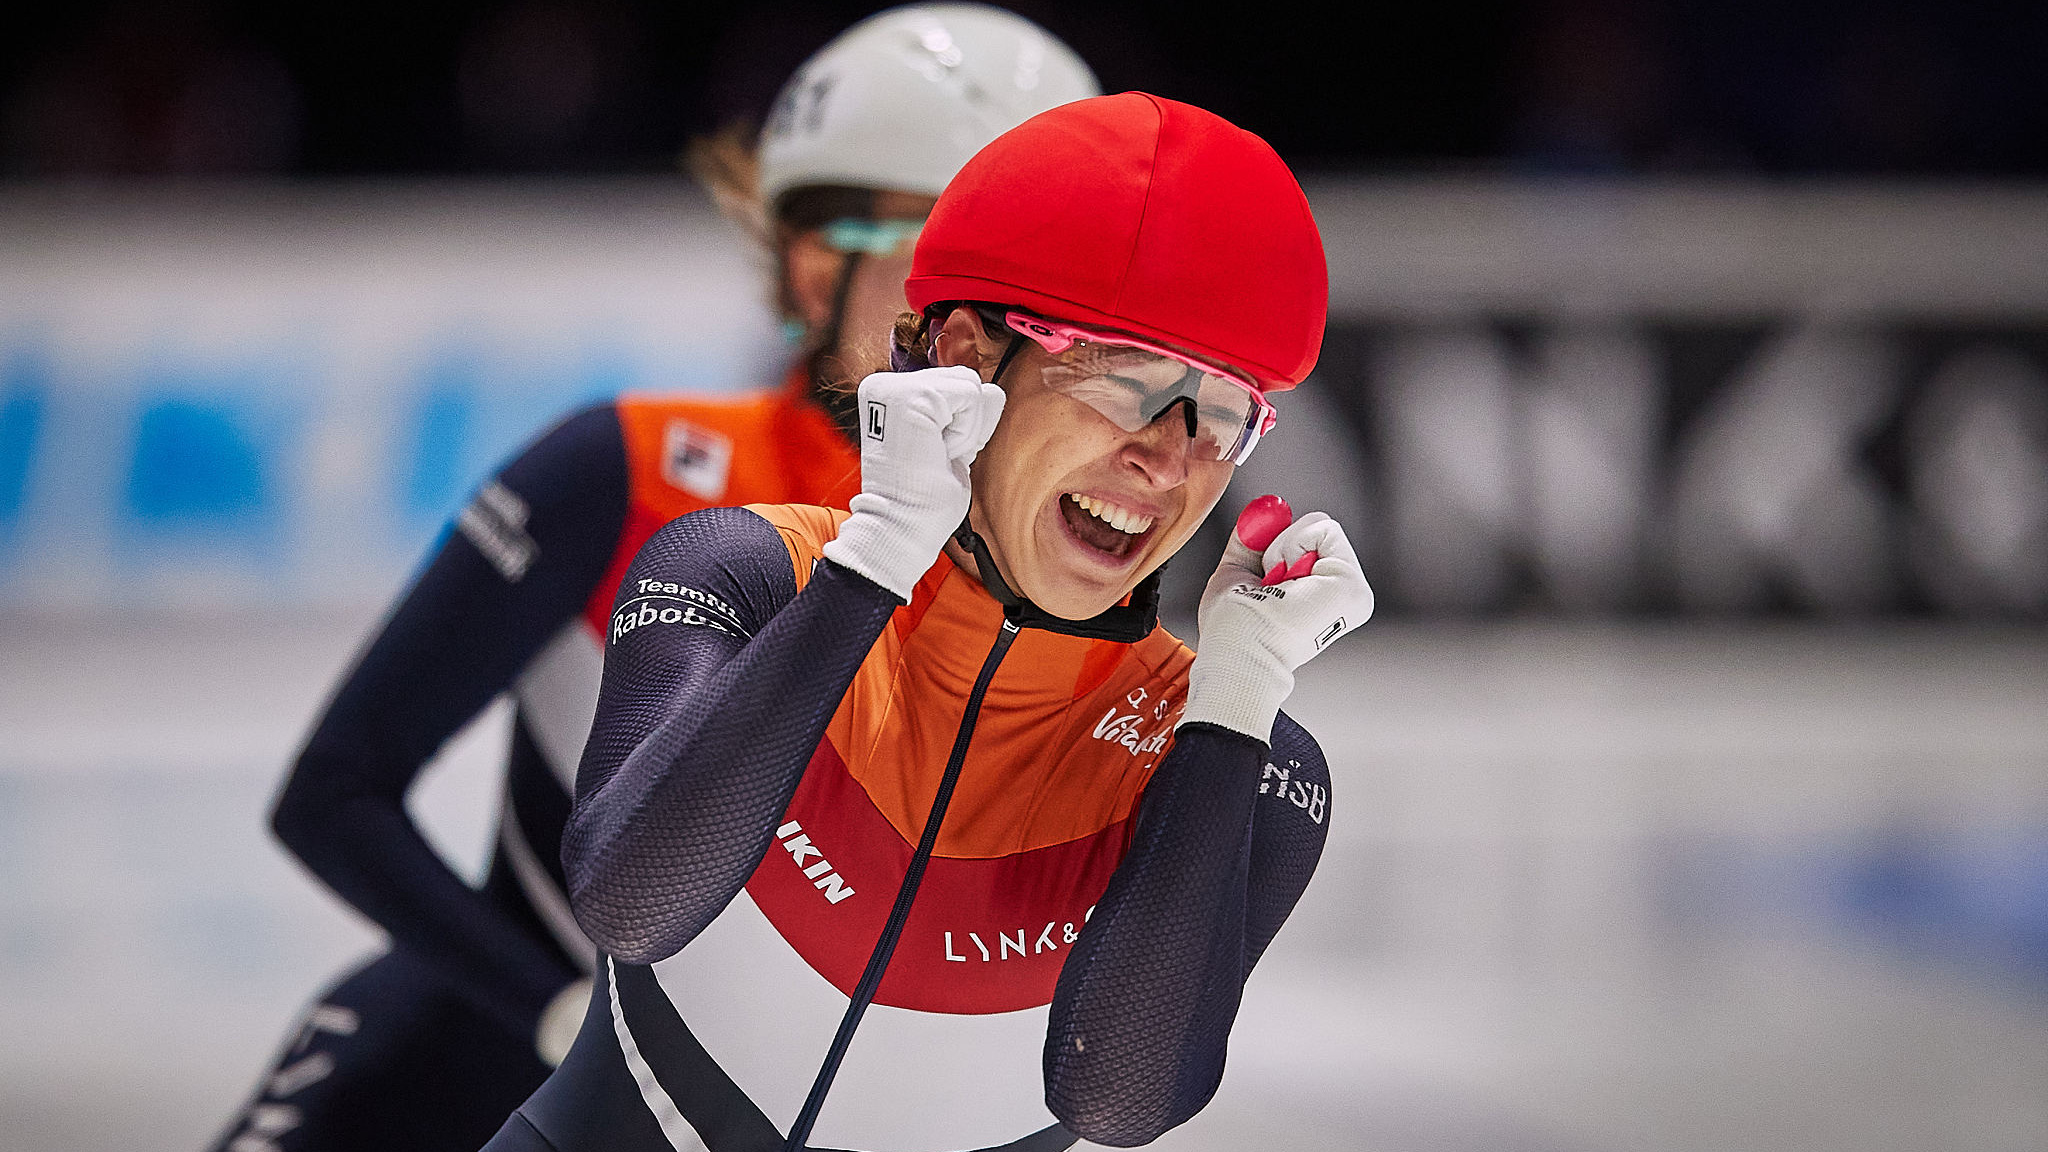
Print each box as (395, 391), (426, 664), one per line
(822, 492), (941, 602)
(1177, 650), (1293, 745)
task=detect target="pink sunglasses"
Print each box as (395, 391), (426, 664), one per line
(993, 310), (1278, 465)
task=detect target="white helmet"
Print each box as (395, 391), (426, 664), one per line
(756, 3), (1100, 214)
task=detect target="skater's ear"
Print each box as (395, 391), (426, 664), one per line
(929, 307), (1006, 377)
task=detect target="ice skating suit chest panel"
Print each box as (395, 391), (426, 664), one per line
(740, 503), (1195, 1016)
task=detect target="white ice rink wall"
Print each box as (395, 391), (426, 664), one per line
(0, 182), (786, 610)
(4, 178), (2046, 615)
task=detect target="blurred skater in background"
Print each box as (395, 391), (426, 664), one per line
(208, 8), (1098, 1151)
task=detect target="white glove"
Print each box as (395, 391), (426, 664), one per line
(535, 976), (591, 1068)
(823, 366), (1005, 600)
(1180, 512), (1374, 742)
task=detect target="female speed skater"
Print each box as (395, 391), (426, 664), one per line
(483, 91), (1375, 1152)
(208, 8), (1099, 1152)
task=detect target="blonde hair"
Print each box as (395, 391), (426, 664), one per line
(683, 122), (770, 248)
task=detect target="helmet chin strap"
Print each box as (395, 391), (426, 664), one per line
(807, 249), (866, 441)
(947, 322), (1161, 642)
(951, 518), (1162, 642)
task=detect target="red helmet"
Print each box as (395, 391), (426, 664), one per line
(904, 92), (1328, 390)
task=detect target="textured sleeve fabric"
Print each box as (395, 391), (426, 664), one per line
(563, 507), (901, 964)
(1045, 711), (1331, 1146)
(269, 404), (627, 1035)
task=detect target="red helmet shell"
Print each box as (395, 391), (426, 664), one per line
(905, 92), (1328, 390)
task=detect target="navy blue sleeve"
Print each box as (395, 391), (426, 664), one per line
(1045, 712), (1331, 1146)
(270, 403), (627, 1034)
(564, 508), (902, 963)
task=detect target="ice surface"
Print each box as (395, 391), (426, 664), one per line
(3, 609), (2046, 1151)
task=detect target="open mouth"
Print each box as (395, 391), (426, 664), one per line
(1058, 492), (1156, 561)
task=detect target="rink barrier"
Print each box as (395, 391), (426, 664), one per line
(1, 179), (2044, 615)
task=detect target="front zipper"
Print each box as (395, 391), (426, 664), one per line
(783, 618), (1023, 1152)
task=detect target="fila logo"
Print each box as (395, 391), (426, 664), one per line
(775, 820), (855, 904)
(865, 399), (886, 442)
(661, 419), (733, 501)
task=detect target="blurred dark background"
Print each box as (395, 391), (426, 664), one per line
(3, 0), (2045, 179)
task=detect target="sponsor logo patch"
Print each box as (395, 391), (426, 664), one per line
(457, 481), (538, 582)
(943, 918), (1083, 964)
(661, 419), (733, 501)
(1089, 682), (1178, 758)
(776, 819), (855, 905)
(609, 578), (749, 643)
(1091, 708), (1171, 757)
(1260, 758), (1327, 824)
(1315, 617), (1346, 650)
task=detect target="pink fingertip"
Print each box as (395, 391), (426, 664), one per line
(1261, 550), (1320, 586)
(1235, 494), (1294, 552)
